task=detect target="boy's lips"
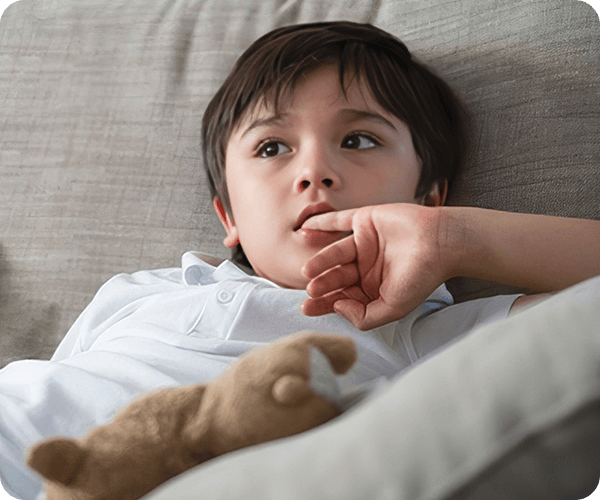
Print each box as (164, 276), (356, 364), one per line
(293, 202), (336, 231)
(294, 202), (351, 247)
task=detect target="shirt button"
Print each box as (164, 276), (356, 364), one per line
(217, 290), (235, 304)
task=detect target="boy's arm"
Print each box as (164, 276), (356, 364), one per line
(301, 204), (598, 330)
(444, 207), (600, 293)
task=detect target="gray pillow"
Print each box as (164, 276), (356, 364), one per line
(143, 276), (600, 500)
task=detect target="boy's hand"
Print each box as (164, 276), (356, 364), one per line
(300, 204), (459, 331)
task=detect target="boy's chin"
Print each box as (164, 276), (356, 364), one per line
(276, 273), (310, 291)
(253, 264), (309, 291)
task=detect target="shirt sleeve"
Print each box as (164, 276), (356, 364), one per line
(410, 294), (524, 360)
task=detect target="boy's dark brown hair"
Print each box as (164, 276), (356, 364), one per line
(202, 21), (473, 271)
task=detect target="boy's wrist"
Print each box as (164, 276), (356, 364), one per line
(436, 206), (470, 282)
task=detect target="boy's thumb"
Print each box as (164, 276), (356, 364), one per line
(334, 300), (366, 330)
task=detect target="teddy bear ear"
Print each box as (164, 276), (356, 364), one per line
(27, 437), (87, 486)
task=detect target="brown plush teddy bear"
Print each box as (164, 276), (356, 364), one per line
(27, 331), (356, 500)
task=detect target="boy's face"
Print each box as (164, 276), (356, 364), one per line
(215, 65), (427, 290)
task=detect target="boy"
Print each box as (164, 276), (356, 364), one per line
(0, 21), (598, 500)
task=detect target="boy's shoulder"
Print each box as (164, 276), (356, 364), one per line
(100, 251), (229, 295)
(415, 293), (523, 334)
(71, 252), (254, 334)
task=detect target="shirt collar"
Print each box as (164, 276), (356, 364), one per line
(181, 251), (452, 305)
(181, 251), (280, 288)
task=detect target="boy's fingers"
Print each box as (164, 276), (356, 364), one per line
(344, 299), (399, 331)
(306, 263), (359, 298)
(302, 234), (356, 279)
(301, 208), (357, 231)
(301, 285), (368, 318)
(301, 292), (347, 317)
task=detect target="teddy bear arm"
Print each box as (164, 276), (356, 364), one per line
(272, 374), (314, 405)
(301, 333), (356, 374)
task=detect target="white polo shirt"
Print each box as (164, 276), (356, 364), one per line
(0, 252), (521, 500)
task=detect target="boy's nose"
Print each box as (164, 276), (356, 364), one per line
(298, 177), (334, 190)
(294, 146), (342, 193)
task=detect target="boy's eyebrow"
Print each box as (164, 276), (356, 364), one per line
(240, 113), (288, 139)
(239, 109), (397, 139)
(340, 109), (398, 132)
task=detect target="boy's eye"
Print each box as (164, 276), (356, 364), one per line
(257, 140), (291, 158)
(341, 134), (379, 150)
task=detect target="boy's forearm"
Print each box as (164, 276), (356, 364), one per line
(443, 207), (600, 292)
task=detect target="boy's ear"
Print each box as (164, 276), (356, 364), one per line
(421, 179), (448, 207)
(213, 198), (240, 248)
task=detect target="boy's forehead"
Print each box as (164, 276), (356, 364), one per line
(234, 68), (388, 135)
